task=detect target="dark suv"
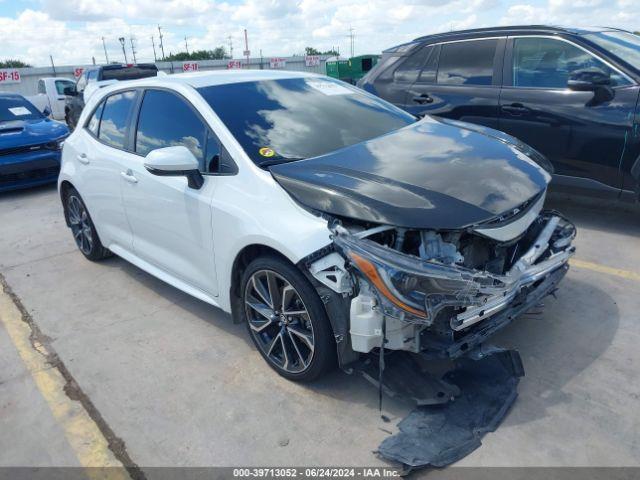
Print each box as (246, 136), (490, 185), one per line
(64, 64), (158, 130)
(358, 26), (640, 201)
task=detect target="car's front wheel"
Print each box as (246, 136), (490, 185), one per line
(241, 255), (335, 381)
(64, 187), (112, 261)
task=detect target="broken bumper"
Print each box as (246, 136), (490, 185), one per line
(333, 212), (575, 356)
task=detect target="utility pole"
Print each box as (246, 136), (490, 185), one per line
(227, 35), (233, 59)
(118, 37), (128, 63)
(184, 36), (189, 54)
(130, 36), (137, 63)
(49, 55), (56, 77)
(151, 36), (157, 62)
(102, 36), (109, 63)
(347, 26), (355, 57)
(157, 25), (166, 60)
(244, 29), (250, 68)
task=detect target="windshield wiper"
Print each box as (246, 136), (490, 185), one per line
(259, 157), (304, 168)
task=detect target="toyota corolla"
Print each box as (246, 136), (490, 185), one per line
(58, 70), (575, 381)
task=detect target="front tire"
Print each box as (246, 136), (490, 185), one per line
(241, 255), (336, 381)
(64, 187), (112, 261)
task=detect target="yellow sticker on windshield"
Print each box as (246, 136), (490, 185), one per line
(259, 147), (275, 158)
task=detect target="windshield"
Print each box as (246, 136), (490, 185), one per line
(584, 31), (640, 71)
(0, 96), (43, 123)
(197, 77), (415, 166)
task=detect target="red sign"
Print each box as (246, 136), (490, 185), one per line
(73, 67), (84, 79)
(227, 60), (242, 69)
(270, 57), (286, 69)
(305, 55), (320, 67)
(0, 69), (21, 84)
(182, 62), (199, 72)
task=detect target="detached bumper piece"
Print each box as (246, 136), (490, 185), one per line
(376, 346), (524, 471)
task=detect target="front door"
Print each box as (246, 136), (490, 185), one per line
(404, 38), (505, 130)
(120, 88), (219, 296)
(499, 36), (640, 196)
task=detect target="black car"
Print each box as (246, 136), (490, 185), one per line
(358, 26), (640, 201)
(64, 63), (158, 130)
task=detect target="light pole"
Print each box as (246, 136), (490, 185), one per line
(118, 37), (127, 63)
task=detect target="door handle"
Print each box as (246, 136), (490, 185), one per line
(120, 170), (138, 184)
(501, 103), (531, 115)
(413, 93), (434, 104)
(77, 153), (89, 165)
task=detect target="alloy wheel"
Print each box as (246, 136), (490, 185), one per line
(244, 269), (315, 374)
(67, 195), (93, 255)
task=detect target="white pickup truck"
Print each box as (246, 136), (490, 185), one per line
(25, 77), (76, 121)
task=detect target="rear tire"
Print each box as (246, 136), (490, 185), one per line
(241, 255), (336, 381)
(63, 187), (112, 261)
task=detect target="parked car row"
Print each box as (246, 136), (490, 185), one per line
(358, 25), (640, 201)
(4, 26), (639, 384)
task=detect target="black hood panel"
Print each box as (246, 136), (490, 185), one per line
(270, 117), (550, 230)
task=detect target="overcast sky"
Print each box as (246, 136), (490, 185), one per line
(0, 0), (638, 67)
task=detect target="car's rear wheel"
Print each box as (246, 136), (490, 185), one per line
(241, 255), (335, 381)
(64, 187), (112, 261)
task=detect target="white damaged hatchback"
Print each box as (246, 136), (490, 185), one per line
(59, 70), (575, 381)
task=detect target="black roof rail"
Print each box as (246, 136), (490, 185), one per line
(412, 25), (572, 42)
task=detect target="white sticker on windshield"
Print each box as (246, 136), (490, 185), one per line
(306, 80), (354, 96)
(8, 106), (31, 116)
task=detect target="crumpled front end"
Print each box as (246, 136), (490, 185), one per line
(306, 194), (576, 363)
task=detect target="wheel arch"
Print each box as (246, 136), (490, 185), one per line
(59, 180), (75, 227)
(229, 244), (292, 324)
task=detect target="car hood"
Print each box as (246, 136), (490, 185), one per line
(0, 118), (69, 150)
(270, 116), (551, 230)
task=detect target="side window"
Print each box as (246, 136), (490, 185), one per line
(394, 46), (433, 83)
(86, 100), (105, 136)
(86, 70), (98, 82)
(512, 37), (630, 88)
(56, 80), (72, 95)
(135, 90), (209, 171)
(37, 80), (45, 94)
(98, 91), (136, 149)
(437, 39), (498, 86)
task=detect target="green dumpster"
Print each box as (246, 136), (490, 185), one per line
(325, 55), (380, 84)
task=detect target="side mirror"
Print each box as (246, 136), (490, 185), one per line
(42, 106), (52, 117)
(568, 68), (611, 91)
(63, 86), (77, 96)
(144, 146), (204, 189)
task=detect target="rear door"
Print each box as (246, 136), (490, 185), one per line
(405, 37), (505, 129)
(499, 35), (639, 195)
(73, 91), (137, 250)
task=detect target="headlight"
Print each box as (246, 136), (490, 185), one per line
(335, 234), (498, 324)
